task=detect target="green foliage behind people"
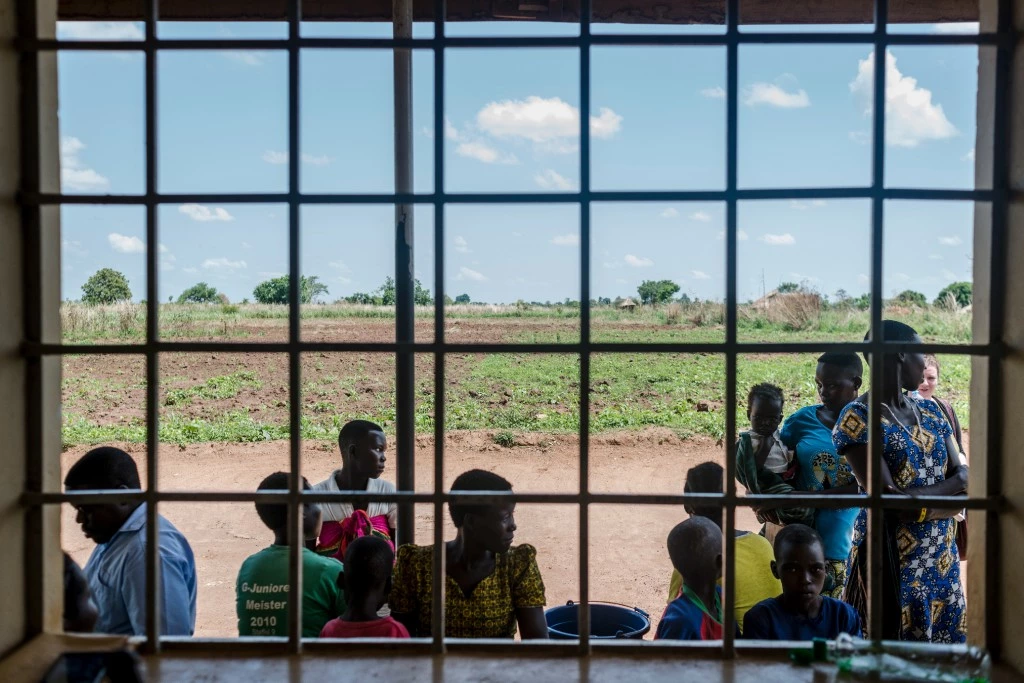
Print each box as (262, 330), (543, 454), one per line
(935, 281), (972, 308)
(81, 268), (132, 305)
(637, 279), (680, 306)
(252, 275), (330, 305)
(177, 282), (220, 304)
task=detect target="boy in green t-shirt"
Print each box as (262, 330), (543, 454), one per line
(236, 472), (346, 637)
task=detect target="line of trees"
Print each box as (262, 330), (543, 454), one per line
(72, 269), (974, 310)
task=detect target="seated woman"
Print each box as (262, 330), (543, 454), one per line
(390, 469), (548, 639)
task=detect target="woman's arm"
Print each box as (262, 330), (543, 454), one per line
(516, 607), (549, 639)
(839, 443), (899, 493)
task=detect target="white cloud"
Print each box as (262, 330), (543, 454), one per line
(691, 270), (711, 280)
(262, 150), (289, 165)
(183, 267), (198, 274)
(689, 211), (712, 222)
(242, 242), (253, 250)
(893, 272), (912, 282)
(107, 233), (144, 254)
(932, 22), (979, 34)
(60, 137), (110, 192)
(938, 235), (963, 246)
(963, 148), (976, 162)
(329, 260), (353, 284)
(850, 50), (958, 148)
(858, 273), (870, 285)
(476, 96), (622, 143)
(761, 233), (796, 246)
(928, 253), (943, 261)
(456, 266), (487, 282)
(223, 51), (265, 67)
(743, 83), (810, 108)
(790, 199), (827, 210)
(57, 21), (143, 40)
(624, 254), (654, 268)
(160, 249), (176, 272)
(789, 272), (820, 283)
(179, 204), (235, 222)
(301, 153), (332, 166)
(258, 271), (284, 278)
(534, 169), (575, 191)
(700, 86), (726, 99)
(455, 141), (518, 165)
(941, 269), (960, 281)
(62, 240), (87, 258)
(445, 117), (459, 141)
(615, 278), (628, 285)
(203, 257), (247, 271)
(261, 150), (333, 166)
(453, 236), (471, 254)
(550, 233), (580, 247)
(659, 208), (679, 219)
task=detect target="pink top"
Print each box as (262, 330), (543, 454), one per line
(319, 616), (410, 639)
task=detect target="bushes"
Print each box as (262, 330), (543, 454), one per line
(81, 268), (132, 305)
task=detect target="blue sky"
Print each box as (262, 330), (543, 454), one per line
(57, 21), (977, 304)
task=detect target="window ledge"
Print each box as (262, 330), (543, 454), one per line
(3, 635), (1024, 683)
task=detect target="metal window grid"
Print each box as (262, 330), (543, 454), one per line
(17, 0), (1013, 661)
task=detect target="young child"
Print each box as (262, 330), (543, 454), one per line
(735, 383), (814, 541)
(236, 472), (346, 638)
(319, 536), (410, 639)
(742, 524), (861, 640)
(63, 552), (98, 633)
(656, 517), (730, 640)
(312, 420), (398, 560)
(666, 462), (781, 634)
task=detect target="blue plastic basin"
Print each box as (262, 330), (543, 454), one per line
(545, 601), (651, 640)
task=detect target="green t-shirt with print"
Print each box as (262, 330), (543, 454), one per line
(236, 545), (346, 638)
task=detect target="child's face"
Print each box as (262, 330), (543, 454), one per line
(772, 540), (827, 611)
(347, 430), (388, 479)
(748, 396), (783, 437)
(815, 363), (862, 413)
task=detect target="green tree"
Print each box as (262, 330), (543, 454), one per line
(81, 268), (132, 305)
(893, 289), (927, 307)
(252, 275), (329, 305)
(455, 293), (471, 304)
(177, 282), (220, 304)
(777, 282), (800, 294)
(935, 281), (972, 308)
(373, 276), (433, 306)
(345, 292), (374, 305)
(637, 280), (680, 306)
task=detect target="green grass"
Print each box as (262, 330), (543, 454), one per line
(59, 304), (975, 445)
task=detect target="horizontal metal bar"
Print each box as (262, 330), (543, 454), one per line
(29, 340), (995, 357)
(22, 31), (1002, 53)
(26, 187), (999, 206)
(28, 489), (999, 510)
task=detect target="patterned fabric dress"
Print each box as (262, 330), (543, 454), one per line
(832, 398), (966, 643)
(390, 543), (546, 638)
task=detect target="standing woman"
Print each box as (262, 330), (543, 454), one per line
(779, 352), (865, 599)
(832, 321), (968, 643)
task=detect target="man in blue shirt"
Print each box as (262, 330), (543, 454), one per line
(65, 447), (197, 636)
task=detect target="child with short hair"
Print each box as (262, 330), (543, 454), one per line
(666, 462), (781, 634)
(236, 472), (346, 638)
(656, 517), (730, 640)
(735, 383), (814, 541)
(742, 524), (860, 640)
(319, 536), (410, 639)
(312, 420), (398, 560)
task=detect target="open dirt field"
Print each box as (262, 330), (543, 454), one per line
(62, 429), (751, 638)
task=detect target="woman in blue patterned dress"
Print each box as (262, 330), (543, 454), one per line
(832, 321), (968, 643)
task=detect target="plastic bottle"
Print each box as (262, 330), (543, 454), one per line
(829, 633), (991, 683)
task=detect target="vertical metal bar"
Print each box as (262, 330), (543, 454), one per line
(721, 0), (740, 658)
(18, 0), (45, 639)
(866, 0), (888, 645)
(143, 0), (161, 654)
(286, 0), (304, 653)
(394, 0), (417, 547)
(578, 0), (592, 655)
(983, 0), (1011, 661)
(432, 0), (448, 654)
